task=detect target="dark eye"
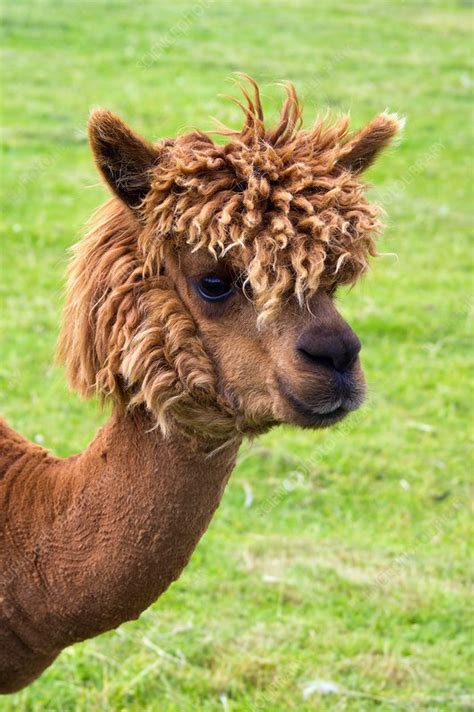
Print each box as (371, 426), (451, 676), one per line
(196, 275), (234, 303)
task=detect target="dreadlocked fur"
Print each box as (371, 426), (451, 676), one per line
(58, 199), (272, 441)
(58, 77), (401, 439)
(139, 78), (399, 322)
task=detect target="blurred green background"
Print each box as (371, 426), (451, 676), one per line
(0, 1), (472, 710)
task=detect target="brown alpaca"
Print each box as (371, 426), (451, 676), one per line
(0, 77), (401, 692)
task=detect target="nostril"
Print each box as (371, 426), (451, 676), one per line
(296, 333), (361, 373)
(298, 348), (334, 370)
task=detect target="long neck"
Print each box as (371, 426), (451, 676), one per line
(0, 409), (240, 692)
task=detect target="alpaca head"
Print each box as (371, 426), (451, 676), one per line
(58, 78), (401, 442)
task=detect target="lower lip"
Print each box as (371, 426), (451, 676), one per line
(283, 388), (348, 424)
(276, 377), (358, 426)
(305, 406), (348, 426)
(317, 405), (346, 418)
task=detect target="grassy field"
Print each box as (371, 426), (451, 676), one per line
(1, 1), (472, 710)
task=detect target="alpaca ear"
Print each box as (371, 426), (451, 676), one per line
(338, 112), (404, 174)
(88, 109), (159, 208)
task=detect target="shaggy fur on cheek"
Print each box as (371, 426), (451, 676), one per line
(57, 200), (242, 440)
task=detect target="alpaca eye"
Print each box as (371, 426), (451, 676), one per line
(196, 275), (234, 302)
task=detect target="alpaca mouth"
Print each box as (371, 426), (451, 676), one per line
(285, 390), (349, 427)
(277, 377), (363, 428)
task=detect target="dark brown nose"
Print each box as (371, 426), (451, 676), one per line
(296, 324), (361, 372)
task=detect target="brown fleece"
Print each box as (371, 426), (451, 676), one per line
(0, 409), (239, 692)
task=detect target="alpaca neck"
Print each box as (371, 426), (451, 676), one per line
(0, 408), (240, 691)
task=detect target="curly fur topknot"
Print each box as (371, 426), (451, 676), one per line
(139, 77), (397, 322)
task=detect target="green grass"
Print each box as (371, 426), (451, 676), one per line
(1, 0), (473, 709)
